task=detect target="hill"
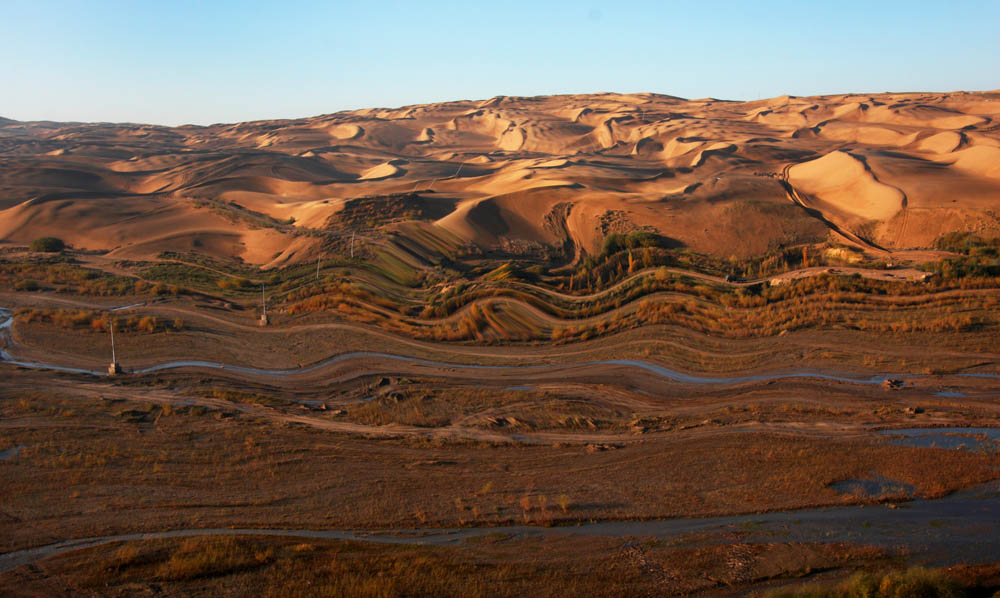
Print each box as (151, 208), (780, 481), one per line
(1, 91), (999, 267)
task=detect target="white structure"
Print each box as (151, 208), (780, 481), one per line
(259, 283), (269, 326)
(108, 320), (122, 375)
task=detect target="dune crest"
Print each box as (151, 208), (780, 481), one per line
(918, 131), (964, 154)
(360, 160), (407, 180)
(331, 124), (363, 140)
(1, 90), (998, 262)
(788, 150), (905, 223)
(946, 145), (1000, 179)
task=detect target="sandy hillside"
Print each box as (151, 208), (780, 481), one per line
(1, 91), (999, 265)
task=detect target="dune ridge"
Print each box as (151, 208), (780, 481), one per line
(1, 90), (998, 264)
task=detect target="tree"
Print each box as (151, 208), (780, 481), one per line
(29, 237), (65, 253)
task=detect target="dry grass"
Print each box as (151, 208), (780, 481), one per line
(2, 375), (998, 556)
(0, 533), (904, 598)
(275, 267), (999, 345)
(154, 537), (274, 581)
(15, 308), (184, 333)
(0, 259), (140, 296)
(763, 567), (966, 598)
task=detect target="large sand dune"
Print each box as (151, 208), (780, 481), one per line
(787, 150), (905, 224)
(1, 90), (998, 263)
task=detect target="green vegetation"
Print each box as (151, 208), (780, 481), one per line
(927, 233), (1000, 279)
(141, 263), (239, 294)
(15, 308), (184, 333)
(29, 236), (65, 253)
(4, 230), (1000, 346)
(600, 230), (664, 255)
(935, 232), (1000, 255)
(325, 192), (446, 230)
(0, 258), (140, 296)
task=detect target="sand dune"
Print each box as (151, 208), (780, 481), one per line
(690, 142), (737, 167)
(415, 127), (435, 143)
(863, 104), (987, 129)
(1, 90), (998, 263)
(788, 150), (905, 225)
(359, 160), (407, 181)
(948, 145), (1000, 179)
(817, 122), (919, 147)
(917, 131), (964, 153)
(330, 124), (363, 140)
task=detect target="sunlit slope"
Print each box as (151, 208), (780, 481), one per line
(1, 91), (998, 264)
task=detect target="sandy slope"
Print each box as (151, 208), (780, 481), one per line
(1, 91), (998, 264)
(787, 150), (905, 225)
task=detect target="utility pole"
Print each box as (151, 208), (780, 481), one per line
(259, 283), (269, 326)
(108, 319), (122, 375)
(350, 233), (355, 259)
(316, 254), (321, 280)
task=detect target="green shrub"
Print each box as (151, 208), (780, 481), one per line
(14, 279), (40, 291)
(29, 237), (65, 253)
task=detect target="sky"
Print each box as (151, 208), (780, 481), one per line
(3, 0), (998, 126)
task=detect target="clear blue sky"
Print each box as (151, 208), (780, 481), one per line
(3, 0), (998, 126)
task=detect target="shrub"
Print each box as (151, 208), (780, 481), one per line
(765, 567), (963, 598)
(155, 536), (273, 581)
(765, 585), (839, 598)
(29, 237), (65, 253)
(877, 568), (961, 598)
(557, 493), (572, 513)
(843, 571), (880, 598)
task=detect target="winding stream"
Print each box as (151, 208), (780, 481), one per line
(3, 306), (998, 387)
(2, 482), (999, 573)
(3, 306), (1000, 572)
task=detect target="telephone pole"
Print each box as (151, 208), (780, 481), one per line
(259, 283), (269, 326)
(107, 319), (122, 375)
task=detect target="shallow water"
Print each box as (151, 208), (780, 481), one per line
(879, 427), (1000, 453)
(2, 307), (1000, 570)
(0, 446), (25, 461)
(2, 482), (999, 573)
(109, 302), (146, 312)
(3, 306), (1000, 388)
(831, 475), (915, 499)
(0, 308), (928, 385)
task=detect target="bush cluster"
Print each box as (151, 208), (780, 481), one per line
(29, 237), (65, 253)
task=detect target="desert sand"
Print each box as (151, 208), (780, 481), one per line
(2, 91), (998, 266)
